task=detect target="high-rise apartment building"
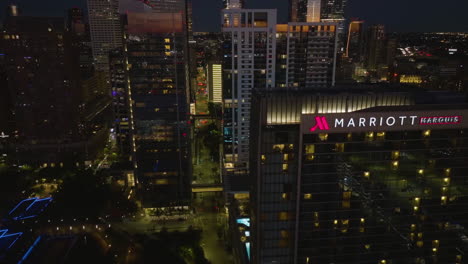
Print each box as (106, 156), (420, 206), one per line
(221, 10), (338, 191)
(251, 87), (468, 264)
(221, 9), (277, 189)
(87, 0), (122, 72)
(276, 22), (338, 88)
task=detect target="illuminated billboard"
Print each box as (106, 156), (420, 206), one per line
(302, 109), (468, 134)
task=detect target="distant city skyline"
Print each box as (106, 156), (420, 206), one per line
(0, 0), (468, 32)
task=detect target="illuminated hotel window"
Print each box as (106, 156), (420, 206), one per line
(392, 151), (400, 160)
(441, 196), (447, 205)
(441, 187), (448, 194)
(155, 179), (169, 185)
(444, 168), (451, 176)
(165, 51), (171, 56)
(283, 154), (289, 162)
(335, 143), (344, 152)
(414, 197), (420, 206)
(443, 177), (450, 186)
(318, 133), (328, 141)
(365, 132), (374, 141)
(261, 155), (266, 163)
(313, 212), (319, 220)
(423, 130), (431, 137)
(417, 169), (424, 175)
(303, 193), (312, 199)
(376, 132), (385, 140)
(272, 144), (285, 152)
(282, 163), (288, 172)
(341, 219), (349, 233)
(164, 45), (171, 50)
(164, 38), (170, 43)
(364, 244), (371, 250)
(347, 133), (352, 141)
(416, 241), (423, 248)
(281, 193), (290, 200)
(305, 144), (315, 154)
(280, 229), (289, 238)
(392, 160), (399, 169)
(411, 224), (416, 231)
(278, 212), (291, 221)
(363, 171), (370, 179)
(154, 108), (160, 112)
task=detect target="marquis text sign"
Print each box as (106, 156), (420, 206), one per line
(302, 110), (468, 134)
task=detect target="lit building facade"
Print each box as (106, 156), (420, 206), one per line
(207, 62), (223, 103)
(251, 88), (468, 264)
(87, 0), (122, 72)
(221, 9), (277, 190)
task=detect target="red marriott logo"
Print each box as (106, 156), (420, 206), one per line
(310, 116), (330, 132)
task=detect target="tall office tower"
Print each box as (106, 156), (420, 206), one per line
(0, 16), (109, 165)
(66, 8), (94, 80)
(346, 20), (364, 61)
(87, 0), (122, 72)
(67, 8), (85, 35)
(5, 4), (20, 17)
(290, 0), (320, 22)
(276, 22), (338, 88)
(221, 9), (277, 190)
(224, 0), (245, 9)
(365, 24), (386, 71)
(321, 0), (347, 19)
(122, 11), (190, 206)
(251, 87), (468, 264)
(290, 0), (346, 53)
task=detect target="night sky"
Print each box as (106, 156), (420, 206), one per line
(1, 0), (467, 33)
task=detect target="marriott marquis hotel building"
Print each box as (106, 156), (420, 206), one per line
(250, 87), (468, 264)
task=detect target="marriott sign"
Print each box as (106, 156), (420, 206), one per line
(302, 109), (468, 134)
